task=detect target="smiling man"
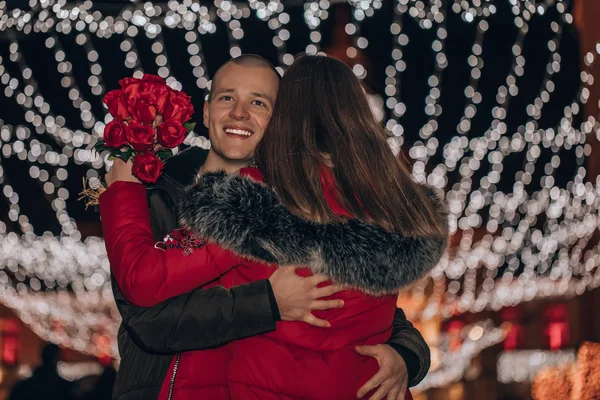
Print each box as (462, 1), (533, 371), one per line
(200, 60), (277, 174)
(105, 55), (430, 400)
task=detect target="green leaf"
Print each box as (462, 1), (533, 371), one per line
(157, 148), (173, 160)
(104, 146), (131, 162)
(93, 141), (108, 153)
(113, 147), (133, 162)
(183, 122), (196, 132)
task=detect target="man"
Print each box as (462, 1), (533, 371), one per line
(106, 55), (430, 400)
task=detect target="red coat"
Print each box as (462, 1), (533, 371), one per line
(100, 168), (447, 399)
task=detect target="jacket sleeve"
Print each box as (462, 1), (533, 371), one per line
(113, 276), (277, 353)
(99, 181), (239, 307)
(386, 308), (431, 387)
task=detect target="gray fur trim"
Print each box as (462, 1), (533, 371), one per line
(179, 171), (448, 295)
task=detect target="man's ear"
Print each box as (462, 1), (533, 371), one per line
(203, 101), (209, 129)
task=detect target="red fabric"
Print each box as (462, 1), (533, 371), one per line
(100, 183), (234, 399)
(222, 168), (399, 399)
(99, 181), (241, 307)
(100, 171), (411, 400)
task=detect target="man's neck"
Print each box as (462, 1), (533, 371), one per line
(199, 150), (249, 175)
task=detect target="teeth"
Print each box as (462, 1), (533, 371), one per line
(225, 128), (252, 136)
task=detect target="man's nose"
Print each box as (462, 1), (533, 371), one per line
(230, 102), (250, 120)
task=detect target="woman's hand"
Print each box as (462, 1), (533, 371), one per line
(106, 159), (141, 187)
(355, 344), (409, 400)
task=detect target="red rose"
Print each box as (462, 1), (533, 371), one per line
(119, 78), (144, 100)
(157, 119), (187, 148)
(128, 92), (158, 125)
(163, 91), (194, 123)
(103, 90), (131, 121)
(152, 85), (171, 116)
(118, 75), (174, 124)
(103, 120), (129, 148)
(132, 151), (164, 183)
(141, 74), (166, 84)
(126, 121), (155, 151)
(119, 77), (137, 87)
(120, 74), (167, 99)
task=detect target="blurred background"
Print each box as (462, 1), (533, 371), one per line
(0, 0), (599, 399)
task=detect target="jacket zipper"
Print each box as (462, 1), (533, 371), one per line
(167, 353), (181, 400)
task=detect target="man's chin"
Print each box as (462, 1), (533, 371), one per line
(211, 148), (253, 165)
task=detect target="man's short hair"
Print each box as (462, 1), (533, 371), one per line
(208, 54), (281, 101)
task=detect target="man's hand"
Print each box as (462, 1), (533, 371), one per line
(269, 266), (344, 328)
(356, 344), (409, 400)
(105, 159), (141, 187)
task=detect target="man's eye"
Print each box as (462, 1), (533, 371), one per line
(253, 100), (265, 107)
(220, 96), (233, 101)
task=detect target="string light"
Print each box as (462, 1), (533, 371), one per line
(414, 320), (507, 392)
(407, 0), (600, 321)
(182, 29), (208, 149)
(0, 284), (118, 358)
(3, 40), (85, 237)
(217, 1), (247, 60)
(57, 361), (105, 381)
(255, 2), (291, 70)
(46, 34), (99, 130)
(498, 350), (577, 383)
(407, 0), (448, 190)
(18, 361), (105, 381)
(304, 1), (330, 55)
(347, 0), (378, 81)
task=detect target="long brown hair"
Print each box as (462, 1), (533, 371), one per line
(255, 55), (445, 238)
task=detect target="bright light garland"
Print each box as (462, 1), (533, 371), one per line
(385, 1), (409, 150)
(497, 349), (577, 383)
(414, 320), (508, 392)
(0, 284), (119, 358)
(304, 0), (330, 56)
(18, 361), (105, 381)
(0, 1), (596, 376)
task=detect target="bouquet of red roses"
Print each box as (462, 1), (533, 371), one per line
(95, 74), (195, 183)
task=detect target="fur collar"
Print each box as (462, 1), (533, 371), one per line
(179, 171), (448, 295)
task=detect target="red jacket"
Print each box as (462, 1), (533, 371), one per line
(100, 168), (447, 399)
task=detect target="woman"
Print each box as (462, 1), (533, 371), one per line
(101, 55), (448, 399)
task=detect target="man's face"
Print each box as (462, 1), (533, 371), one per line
(203, 63), (279, 164)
